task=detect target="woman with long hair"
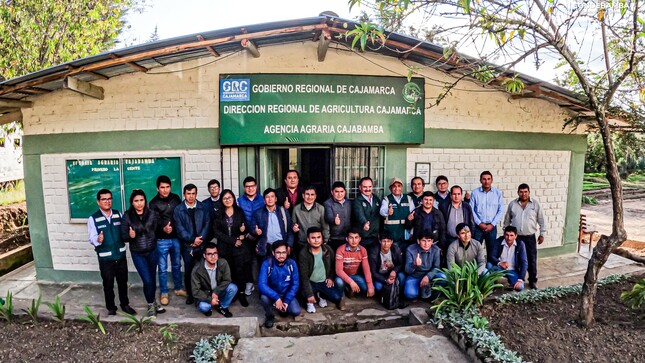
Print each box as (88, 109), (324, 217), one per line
(212, 189), (254, 307)
(121, 189), (166, 316)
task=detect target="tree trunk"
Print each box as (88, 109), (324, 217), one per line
(579, 114), (627, 326)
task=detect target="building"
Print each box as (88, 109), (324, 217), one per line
(0, 15), (587, 282)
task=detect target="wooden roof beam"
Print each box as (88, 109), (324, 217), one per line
(0, 98), (32, 108)
(63, 77), (104, 100)
(0, 110), (22, 126)
(0, 24), (328, 96)
(108, 54), (148, 72)
(241, 39), (260, 58)
(317, 29), (331, 62)
(196, 35), (220, 57)
(22, 87), (51, 94)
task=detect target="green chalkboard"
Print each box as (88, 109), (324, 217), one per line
(123, 157), (182, 206)
(66, 157), (182, 220)
(66, 159), (123, 219)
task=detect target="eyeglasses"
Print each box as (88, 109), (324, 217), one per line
(204, 252), (218, 257)
(274, 251), (288, 255)
(99, 198), (112, 201)
(244, 184), (257, 188)
(222, 196), (234, 201)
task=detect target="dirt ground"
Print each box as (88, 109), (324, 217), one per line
(482, 272), (645, 363)
(0, 202), (29, 255)
(0, 319), (234, 362)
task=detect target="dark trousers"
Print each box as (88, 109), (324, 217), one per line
(308, 281), (343, 303)
(473, 226), (498, 261)
(328, 239), (345, 253)
(98, 256), (129, 311)
(180, 244), (203, 298)
(518, 234), (538, 283)
(131, 249), (158, 304)
(222, 251), (253, 290)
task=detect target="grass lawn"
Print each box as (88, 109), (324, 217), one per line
(584, 172), (645, 191)
(0, 180), (25, 206)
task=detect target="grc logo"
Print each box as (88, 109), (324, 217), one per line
(220, 79), (250, 102)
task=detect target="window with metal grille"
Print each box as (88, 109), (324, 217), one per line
(333, 146), (385, 200)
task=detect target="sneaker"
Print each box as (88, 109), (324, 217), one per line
(147, 304), (156, 317)
(155, 302), (166, 314)
(185, 296), (195, 305)
(203, 309), (212, 317)
(174, 289), (187, 297)
(318, 297), (328, 308)
(336, 299), (346, 311)
(239, 294), (249, 307)
(121, 305), (137, 315)
(244, 283), (255, 296)
(160, 294), (169, 306)
(306, 303), (316, 313)
(215, 305), (233, 318)
(529, 282), (538, 290)
(264, 315), (275, 328)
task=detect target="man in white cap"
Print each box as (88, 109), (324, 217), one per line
(380, 177), (415, 251)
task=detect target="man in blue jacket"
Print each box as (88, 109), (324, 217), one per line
(404, 231), (445, 301)
(258, 241), (301, 328)
(173, 183), (211, 304)
(488, 226), (528, 291)
(253, 188), (294, 258)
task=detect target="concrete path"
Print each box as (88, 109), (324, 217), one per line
(234, 325), (468, 363)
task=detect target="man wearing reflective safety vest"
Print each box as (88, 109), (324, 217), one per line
(380, 177), (415, 251)
(87, 188), (136, 316)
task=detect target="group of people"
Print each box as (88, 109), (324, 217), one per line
(88, 170), (546, 327)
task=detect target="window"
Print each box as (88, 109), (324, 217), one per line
(334, 146), (385, 200)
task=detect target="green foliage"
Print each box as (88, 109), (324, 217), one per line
(0, 180), (26, 206)
(191, 333), (236, 363)
(119, 311), (153, 334)
(21, 294), (42, 325)
(45, 296), (66, 325)
(586, 132), (645, 176)
(79, 304), (106, 334)
(502, 75), (525, 94)
(341, 21), (386, 52)
(433, 308), (524, 363)
(620, 278), (645, 309)
(160, 323), (178, 347)
(581, 195), (598, 205)
(472, 65), (495, 83)
(496, 274), (629, 304)
(432, 261), (504, 315)
(0, 291), (15, 324)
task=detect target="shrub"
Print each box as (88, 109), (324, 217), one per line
(191, 333), (236, 363)
(21, 294), (42, 325)
(119, 311), (154, 334)
(0, 291), (14, 324)
(160, 323), (178, 349)
(45, 296), (66, 325)
(581, 195), (598, 205)
(79, 304), (106, 334)
(621, 278), (645, 309)
(432, 261), (504, 315)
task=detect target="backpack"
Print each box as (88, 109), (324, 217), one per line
(379, 278), (400, 310)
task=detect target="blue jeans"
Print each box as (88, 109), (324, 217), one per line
(404, 270), (446, 299)
(157, 238), (183, 295)
(260, 294), (302, 317)
(335, 274), (368, 294)
(131, 249), (158, 304)
(373, 272), (406, 292)
(307, 281), (344, 303)
(197, 283), (238, 312)
(473, 226), (498, 261)
(487, 264), (524, 291)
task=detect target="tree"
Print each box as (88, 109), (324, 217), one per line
(0, 0), (144, 139)
(349, 0), (644, 326)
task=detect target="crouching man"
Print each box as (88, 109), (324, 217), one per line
(488, 226), (528, 291)
(404, 232), (445, 301)
(447, 223), (487, 275)
(258, 241), (301, 328)
(191, 242), (237, 317)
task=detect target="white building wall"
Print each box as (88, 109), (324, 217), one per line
(406, 148), (571, 249)
(41, 149), (235, 271)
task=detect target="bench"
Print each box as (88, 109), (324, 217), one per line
(578, 214), (597, 253)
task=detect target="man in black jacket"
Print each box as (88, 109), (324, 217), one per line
(149, 175), (184, 306)
(368, 230), (405, 293)
(440, 185), (475, 246)
(298, 227), (344, 313)
(173, 183), (211, 304)
(405, 191), (447, 259)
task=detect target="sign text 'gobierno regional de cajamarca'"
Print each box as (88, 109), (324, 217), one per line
(219, 74), (425, 145)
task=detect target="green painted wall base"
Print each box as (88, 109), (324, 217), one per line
(35, 268), (142, 284)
